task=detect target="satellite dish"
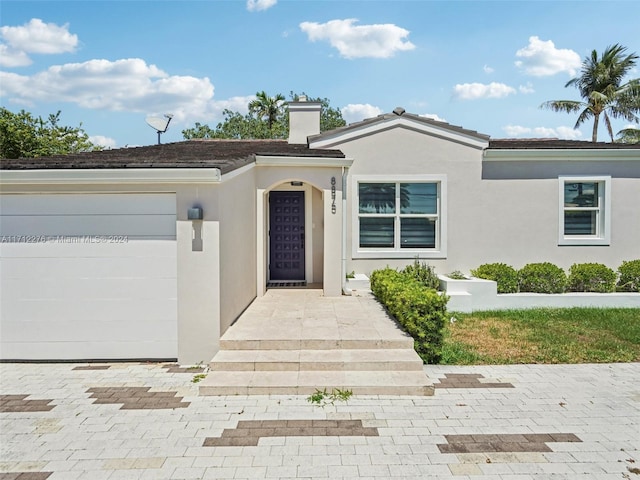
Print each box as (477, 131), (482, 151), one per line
(145, 113), (173, 144)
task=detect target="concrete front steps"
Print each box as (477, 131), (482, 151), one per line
(198, 289), (434, 396)
(199, 337), (434, 396)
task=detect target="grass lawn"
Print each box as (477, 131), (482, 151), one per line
(440, 308), (640, 364)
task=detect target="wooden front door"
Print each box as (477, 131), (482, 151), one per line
(269, 191), (305, 281)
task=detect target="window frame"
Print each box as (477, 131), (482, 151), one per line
(352, 174), (447, 259)
(558, 175), (611, 246)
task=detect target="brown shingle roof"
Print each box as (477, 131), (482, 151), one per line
(488, 139), (640, 149)
(1, 139), (345, 173)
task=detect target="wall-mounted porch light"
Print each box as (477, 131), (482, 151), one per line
(188, 207), (203, 220)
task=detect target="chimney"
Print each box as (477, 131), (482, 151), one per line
(288, 96), (321, 144)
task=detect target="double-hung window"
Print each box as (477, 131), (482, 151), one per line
(354, 175), (446, 258)
(558, 176), (610, 245)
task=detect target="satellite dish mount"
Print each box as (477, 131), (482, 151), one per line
(145, 114), (173, 144)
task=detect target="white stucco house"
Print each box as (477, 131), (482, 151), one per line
(1, 101), (639, 363)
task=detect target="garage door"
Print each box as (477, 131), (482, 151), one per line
(0, 194), (177, 360)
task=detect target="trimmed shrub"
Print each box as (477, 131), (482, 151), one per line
(470, 263), (518, 293)
(617, 259), (640, 292)
(567, 263), (616, 293)
(402, 259), (440, 290)
(370, 267), (448, 364)
(518, 262), (567, 294)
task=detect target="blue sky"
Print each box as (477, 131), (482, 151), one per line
(1, 0), (638, 148)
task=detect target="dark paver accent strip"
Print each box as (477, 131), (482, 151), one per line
(0, 473), (52, 479)
(203, 419), (379, 447)
(0, 395), (55, 413)
(437, 433), (581, 453)
(72, 365), (111, 370)
(161, 364), (205, 374)
(86, 387), (189, 410)
(434, 373), (514, 389)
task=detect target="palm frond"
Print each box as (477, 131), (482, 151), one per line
(540, 100), (583, 114)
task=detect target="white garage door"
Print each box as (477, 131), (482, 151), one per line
(0, 193), (177, 360)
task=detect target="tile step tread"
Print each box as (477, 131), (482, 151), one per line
(219, 339), (414, 350)
(209, 349), (423, 371)
(199, 371), (434, 396)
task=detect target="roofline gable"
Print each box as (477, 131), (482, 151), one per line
(309, 112), (490, 150)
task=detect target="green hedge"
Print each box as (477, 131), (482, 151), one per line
(470, 263), (518, 293)
(518, 262), (567, 293)
(568, 263), (616, 293)
(370, 267), (448, 364)
(617, 260), (640, 292)
(470, 259), (640, 294)
(401, 259), (441, 290)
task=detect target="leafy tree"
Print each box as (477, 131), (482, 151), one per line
(541, 44), (640, 142)
(616, 127), (640, 143)
(182, 91), (346, 140)
(0, 108), (100, 158)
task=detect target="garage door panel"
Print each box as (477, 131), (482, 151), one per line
(1, 316), (177, 343)
(1, 193), (176, 215)
(0, 193), (178, 360)
(1, 214), (176, 238)
(1, 257), (176, 281)
(2, 277), (176, 300)
(2, 297), (177, 324)
(2, 244), (176, 278)
(1, 241), (177, 260)
(0, 340), (177, 360)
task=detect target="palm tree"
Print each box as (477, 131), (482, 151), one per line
(616, 127), (640, 143)
(248, 91), (285, 134)
(541, 44), (640, 142)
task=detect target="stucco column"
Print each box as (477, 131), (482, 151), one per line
(323, 188), (343, 296)
(256, 189), (266, 297)
(177, 220), (220, 364)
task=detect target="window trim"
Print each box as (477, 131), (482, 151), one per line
(558, 175), (611, 246)
(352, 174), (447, 259)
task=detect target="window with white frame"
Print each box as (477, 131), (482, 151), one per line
(559, 176), (611, 245)
(354, 176), (446, 257)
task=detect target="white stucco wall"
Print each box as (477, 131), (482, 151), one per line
(217, 167), (258, 335)
(328, 126), (640, 276)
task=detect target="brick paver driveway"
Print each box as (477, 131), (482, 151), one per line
(1, 362), (638, 479)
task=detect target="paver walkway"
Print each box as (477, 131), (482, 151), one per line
(1, 361), (639, 479)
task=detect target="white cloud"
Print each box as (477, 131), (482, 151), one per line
(502, 124), (583, 140)
(483, 64), (494, 74)
(452, 82), (516, 100)
(299, 19), (415, 59)
(0, 43), (31, 67)
(515, 36), (581, 77)
(89, 135), (117, 149)
(246, 0), (277, 12)
(519, 82), (535, 94)
(0, 18), (78, 67)
(0, 58), (215, 122)
(341, 103), (383, 123)
(420, 113), (447, 122)
(210, 95), (256, 116)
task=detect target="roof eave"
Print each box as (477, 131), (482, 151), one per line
(483, 148), (640, 161)
(309, 115), (489, 150)
(0, 168), (223, 186)
(255, 155), (354, 168)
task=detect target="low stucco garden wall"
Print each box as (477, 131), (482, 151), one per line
(439, 275), (640, 313)
(347, 275), (640, 312)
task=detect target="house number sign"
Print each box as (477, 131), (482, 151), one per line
(330, 176), (337, 214)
